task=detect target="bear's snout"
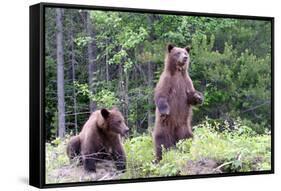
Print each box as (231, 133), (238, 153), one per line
(124, 128), (129, 134)
(178, 57), (188, 66)
(183, 56), (188, 62)
(122, 126), (130, 136)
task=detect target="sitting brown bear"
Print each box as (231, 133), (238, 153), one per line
(153, 44), (203, 161)
(66, 108), (129, 172)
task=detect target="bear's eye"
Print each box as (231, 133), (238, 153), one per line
(117, 120), (122, 124)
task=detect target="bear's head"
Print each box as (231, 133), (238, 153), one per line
(166, 44), (191, 73)
(100, 108), (129, 136)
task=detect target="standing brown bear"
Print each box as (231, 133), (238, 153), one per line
(153, 44), (203, 161)
(67, 108), (129, 172)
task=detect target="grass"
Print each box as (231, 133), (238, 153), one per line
(45, 119), (271, 184)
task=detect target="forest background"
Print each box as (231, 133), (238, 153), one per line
(45, 7), (272, 183)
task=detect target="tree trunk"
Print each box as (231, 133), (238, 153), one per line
(70, 12), (78, 135)
(147, 15), (154, 132)
(147, 59), (153, 131)
(118, 63), (129, 126)
(86, 11), (97, 112)
(124, 70), (129, 126)
(106, 38), (109, 83)
(56, 8), (66, 138)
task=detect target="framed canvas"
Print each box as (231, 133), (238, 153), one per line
(29, 2), (274, 188)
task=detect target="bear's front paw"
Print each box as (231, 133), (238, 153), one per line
(187, 91), (204, 105)
(193, 91), (203, 105)
(83, 158), (96, 172)
(156, 97), (170, 116)
(115, 161), (126, 172)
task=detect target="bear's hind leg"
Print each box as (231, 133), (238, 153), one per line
(175, 124), (193, 142)
(154, 133), (173, 161)
(66, 135), (81, 164)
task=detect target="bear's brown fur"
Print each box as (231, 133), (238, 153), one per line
(67, 108), (129, 172)
(153, 44), (203, 161)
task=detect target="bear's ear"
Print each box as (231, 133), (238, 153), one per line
(167, 44), (175, 53)
(111, 106), (119, 111)
(185, 46), (191, 53)
(101, 108), (110, 119)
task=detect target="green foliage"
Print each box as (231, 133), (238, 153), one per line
(45, 119), (271, 183)
(46, 136), (70, 183)
(74, 36), (92, 47)
(74, 81), (119, 108)
(50, 111), (58, 139)
(122, 119), (271, 178)
(93, 89), (120, 108)
(190, 33), (271, 130)
(119, 27), (148, 50)
(123, 135), (155, 178)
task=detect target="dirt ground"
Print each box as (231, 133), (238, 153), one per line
(47, 161), (123, 183)
(182, 158), (222, 175)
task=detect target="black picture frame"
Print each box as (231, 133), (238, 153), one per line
(29, 2), (275, 189)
